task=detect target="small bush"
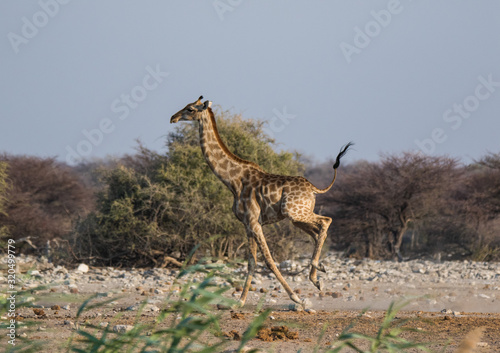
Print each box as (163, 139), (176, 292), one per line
(0, 155), (94, 258)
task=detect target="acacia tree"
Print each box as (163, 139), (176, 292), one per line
(441, 156), (500, 260)
(323, 153), (458, 260)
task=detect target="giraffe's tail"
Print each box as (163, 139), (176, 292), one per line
(312, 142), (353, 194)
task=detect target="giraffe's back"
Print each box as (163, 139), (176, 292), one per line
(253, 173), (315, 225)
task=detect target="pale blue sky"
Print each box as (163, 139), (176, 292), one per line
(1, 1), (499, 165)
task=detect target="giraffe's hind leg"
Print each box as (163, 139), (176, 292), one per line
(292, 216), (332, 291)
(281, 192), (332, 291)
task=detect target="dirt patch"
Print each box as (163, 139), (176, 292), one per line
(230, 311), (247, 320)
(257, 325), (299, 342)
(223, 330), (241, 341)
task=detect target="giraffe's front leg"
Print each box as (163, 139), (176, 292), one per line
(238, 236), (257, 307)
(246, 220), (302, 305)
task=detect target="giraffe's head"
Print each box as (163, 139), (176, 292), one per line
(170, 96), (212, 124)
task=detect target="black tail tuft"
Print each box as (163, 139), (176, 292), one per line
(333, 142), (353, 169)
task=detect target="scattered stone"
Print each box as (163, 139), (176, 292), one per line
(260, 288), (268, 293)
(289, 303), (303, 312)
(51, 305), (60, 310)
(332, 292), (343, 299)
(70, 288), (79, 294)
(76, 264), (89, 273)
(62, 305), (70, 310)
(302, 298), (313, 310)
(126, 304), (138, 311)
(112, 325), (134, 333)
(148, 305), (160, 312)
(217, 304), (231, 310)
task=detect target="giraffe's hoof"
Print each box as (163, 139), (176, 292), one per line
(291, 293), (302, 304)
(216, 303), (232, 310)
(314, 280), (324, 292)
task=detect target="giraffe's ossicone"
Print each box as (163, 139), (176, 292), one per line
(171, 96), (352, 307)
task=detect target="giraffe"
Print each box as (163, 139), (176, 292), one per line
(170, 96), (352, 306)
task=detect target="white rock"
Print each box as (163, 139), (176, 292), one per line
(148, 305), (160, 312)
(112, 325), (134, 333)
(302, 298), (313, 309)
(76, 264), (89, 273)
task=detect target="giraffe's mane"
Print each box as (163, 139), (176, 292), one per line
(207, 108), (264, 172)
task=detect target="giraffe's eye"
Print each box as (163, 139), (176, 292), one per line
(188, 107), (196, 112)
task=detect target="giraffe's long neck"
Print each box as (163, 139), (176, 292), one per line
(198, 109), (260, 193)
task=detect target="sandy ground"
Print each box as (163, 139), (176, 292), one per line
(3, 266), (499, 353)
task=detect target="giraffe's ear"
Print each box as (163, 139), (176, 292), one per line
(203, 100), (212, 109)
